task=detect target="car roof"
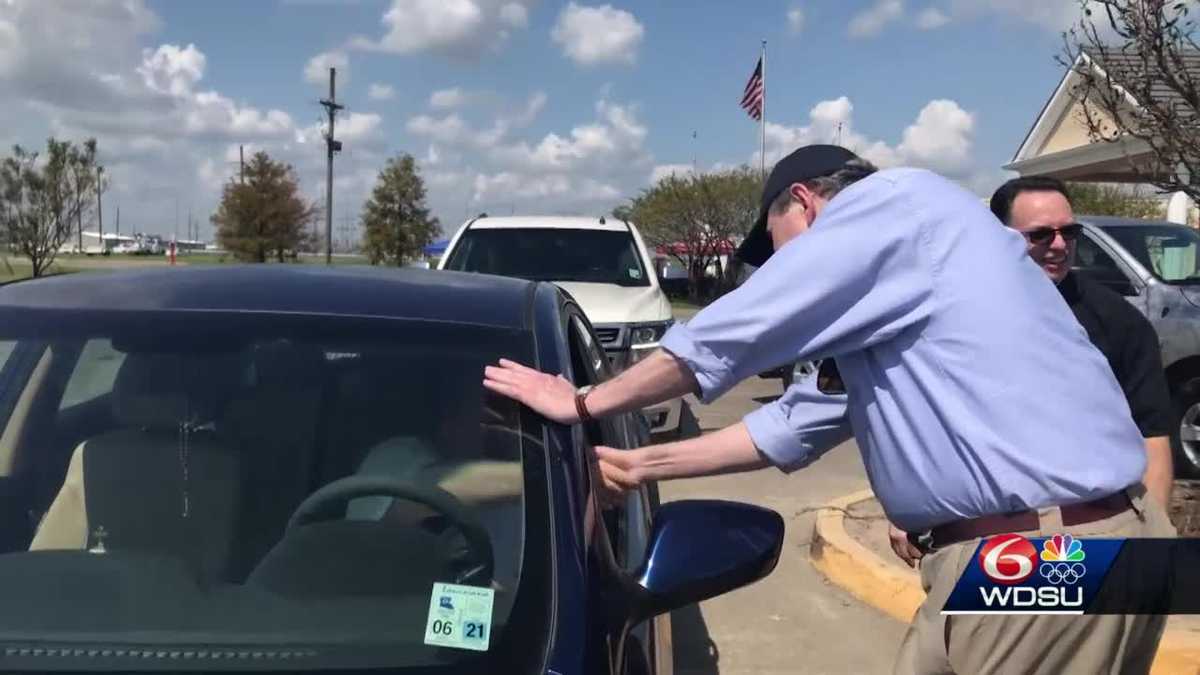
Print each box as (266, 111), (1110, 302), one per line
(1078, 214), (1188, 228)
(0, 265), (537, 330)
(465, 216), (630, 233)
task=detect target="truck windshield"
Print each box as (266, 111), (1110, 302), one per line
(1100, 224), (1200, 284)
(445, 228), (650, 287)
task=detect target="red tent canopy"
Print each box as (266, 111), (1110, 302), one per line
(655, 239), (736, 256)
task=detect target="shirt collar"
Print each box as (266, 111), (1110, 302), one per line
(1057, 271), (1081, 305)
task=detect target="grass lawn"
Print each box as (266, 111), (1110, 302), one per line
(669, 298), (706, 312)
(0, 259), (82, 283)
(0, 252), (374, 283)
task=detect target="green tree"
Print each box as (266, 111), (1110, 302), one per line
(1067, 182), (1165, 219)
(67, 138), (97, 253)
(211, 151), (316, 262)
(362, 153), (440, 266)
(0, 138), (96, 277)
(619, 166), (759, 300)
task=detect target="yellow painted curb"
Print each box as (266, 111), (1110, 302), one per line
(810, 489), (1200, 675)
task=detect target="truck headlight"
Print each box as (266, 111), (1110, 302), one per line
(630, 320), (674, 362)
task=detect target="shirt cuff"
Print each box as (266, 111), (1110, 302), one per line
(659, 322), (735, 404)
(743, 403), (817, 473)
(742, 382), (852, 473)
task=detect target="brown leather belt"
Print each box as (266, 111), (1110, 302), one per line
(926, 489), (1135, 550)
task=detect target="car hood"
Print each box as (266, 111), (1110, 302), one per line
(553, 282), (671, 324)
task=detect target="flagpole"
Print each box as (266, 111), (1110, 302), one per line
(760, 40), (767, 181)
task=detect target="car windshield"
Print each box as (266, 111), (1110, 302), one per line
(445, 228), (650, 286)
(0, 307), (548, 673)
(1100, 224), (1200, 284)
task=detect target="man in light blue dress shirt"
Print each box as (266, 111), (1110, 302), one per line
(484, 145), (1174, 674)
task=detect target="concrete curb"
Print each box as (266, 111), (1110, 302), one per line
(810, 489), (1200, 675)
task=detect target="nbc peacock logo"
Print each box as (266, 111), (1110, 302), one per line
(1038, 534), (1086, 585)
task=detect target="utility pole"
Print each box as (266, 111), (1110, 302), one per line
(115, 206), (120, 236)
(239, 144), (245, 185)
(692, 130), (698, 174)
(319, 67), (344, 265)
(96, 165), (104, 243)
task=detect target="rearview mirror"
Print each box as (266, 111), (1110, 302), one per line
(629, 500), (783, 622)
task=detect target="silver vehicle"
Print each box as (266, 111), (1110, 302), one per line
(1073, 215), (1200, 477)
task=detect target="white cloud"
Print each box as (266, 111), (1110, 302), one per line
(848, 0), (905, 38)
(351, 0), (537, 58)
(410, 90), (546, 148)
(0, 1), (395, 243)
(897, 99), (975, 173)
(552, 3), (645, 66)
(430, 87), (472, 109)
(407, 113), (472, 145)
(499, 2), (528, 27)
(787, 6), (806, 34)
(756, 96), (978, 181)
(407, 92), (651, 218)
(649, 164), (694, 184)
(915, 7), (950, 29)
(138, 44), (205, 97)
(913, 1), (1102, 32)
(511, 91), (547, 126)
(303, 49), (348, 85)
(367, 83), (395, 100)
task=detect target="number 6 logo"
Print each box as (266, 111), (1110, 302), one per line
(978, 534), (1037, 585)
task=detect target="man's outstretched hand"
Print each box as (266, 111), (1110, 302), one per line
(484, 358), (580, 424)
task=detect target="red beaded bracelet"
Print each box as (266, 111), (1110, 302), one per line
(575, 387), (594, 423)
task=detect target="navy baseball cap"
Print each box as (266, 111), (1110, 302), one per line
(736, 144), (860, 268)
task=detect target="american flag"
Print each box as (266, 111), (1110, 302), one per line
(741, 57), (764, 120)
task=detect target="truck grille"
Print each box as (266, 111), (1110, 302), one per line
(594, 327), (621, 346)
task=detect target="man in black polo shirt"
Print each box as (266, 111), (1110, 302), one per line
(889, 175), (1175, 567)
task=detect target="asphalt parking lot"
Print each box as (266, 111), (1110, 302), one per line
(660, 374), (905, 675)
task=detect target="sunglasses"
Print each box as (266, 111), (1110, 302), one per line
(1023, 223), (1082, 245)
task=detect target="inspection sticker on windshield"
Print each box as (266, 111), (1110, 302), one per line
(423, 582), (495, 651)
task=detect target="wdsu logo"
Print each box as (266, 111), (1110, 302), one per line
(977, 534), (1085, 609)
(942, 534), (1120, 615)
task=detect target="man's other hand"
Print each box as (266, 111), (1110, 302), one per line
(889, 523), (924, 568)
(593, 446), (644, 507)
(484, 359), (579, 424)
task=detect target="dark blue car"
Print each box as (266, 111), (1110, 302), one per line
(0, 266), (784, 674)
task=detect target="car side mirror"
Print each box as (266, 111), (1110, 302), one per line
(629, 500), (784, 622)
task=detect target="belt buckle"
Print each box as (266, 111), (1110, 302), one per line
(909, 530), (936, 554)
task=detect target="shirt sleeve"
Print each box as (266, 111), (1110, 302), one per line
(1118, 314), (1173, 438)
(659, 172), (935, 403)
(742, 365), (852, 472)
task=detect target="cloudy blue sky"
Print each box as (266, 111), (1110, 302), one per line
(0, 1), (1095, 242)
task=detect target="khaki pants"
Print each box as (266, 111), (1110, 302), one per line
(894, 486), (1178, 675)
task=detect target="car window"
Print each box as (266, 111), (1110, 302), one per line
(58, 339), (126, 410)
(446, 228), (650, 287)
(0, 307), (544, 672)
(566, 312), (647, 571)
(0, 341), (13, 372)
(1074, 232), (1137, 295)
(1101, 224), (1200, 284)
